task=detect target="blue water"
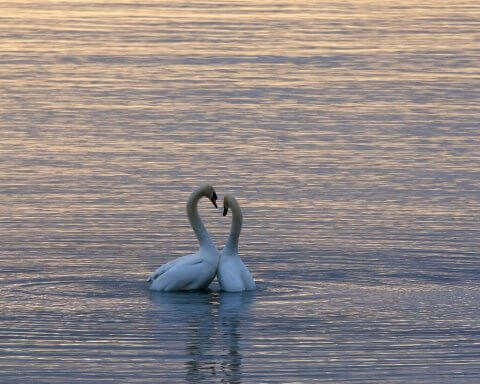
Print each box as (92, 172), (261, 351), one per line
(1, 1), (479, 382)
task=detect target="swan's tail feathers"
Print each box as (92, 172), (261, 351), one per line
(147, 272), (156, 282)
(148, 271), (162, 283)
(148, 260), (178, 284)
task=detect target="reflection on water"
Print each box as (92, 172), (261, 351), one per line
(151, 292), (217, 383)
(150, 292), (253, 383)
(219, 293), (253, 384)
(1, 0), (480, 382)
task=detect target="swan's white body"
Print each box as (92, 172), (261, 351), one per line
(217, 195), (256, 292)
(149, 185), (220, 291)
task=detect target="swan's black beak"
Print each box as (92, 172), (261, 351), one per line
(223, 206), (229, 216)
(210, 192), (218, 208)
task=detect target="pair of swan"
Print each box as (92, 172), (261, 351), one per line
(148, 185), (255, 292)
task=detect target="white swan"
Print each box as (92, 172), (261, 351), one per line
(217, 195), (256, 292)
(149, 185), (220, 291)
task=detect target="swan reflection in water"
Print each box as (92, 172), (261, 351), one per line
(219, 292), (254, 383)
(150, 290), (253, 383)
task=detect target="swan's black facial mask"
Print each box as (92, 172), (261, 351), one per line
(210, 191), (218, 208)
(223, 206), (229, 216)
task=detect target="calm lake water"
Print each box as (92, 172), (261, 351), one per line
(1, 1), (479, 382)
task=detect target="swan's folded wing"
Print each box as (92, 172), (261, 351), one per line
(241, 266), (256, 290)
(218, 261), (244, 291)
(148, 253), (201, 282)
(150, 256), (210, 291)
(148, 253), (199, 283)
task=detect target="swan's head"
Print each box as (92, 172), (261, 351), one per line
(222, 194), (235, 216)
(201, 185), (218, 208)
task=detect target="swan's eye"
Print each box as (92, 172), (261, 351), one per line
(212, 191), (218, 200)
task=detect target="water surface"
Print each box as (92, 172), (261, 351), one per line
(1, 1), (479, 382)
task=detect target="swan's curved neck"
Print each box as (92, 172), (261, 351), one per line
(187, 188), (214, 249)
(225, 199), (242, 254)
